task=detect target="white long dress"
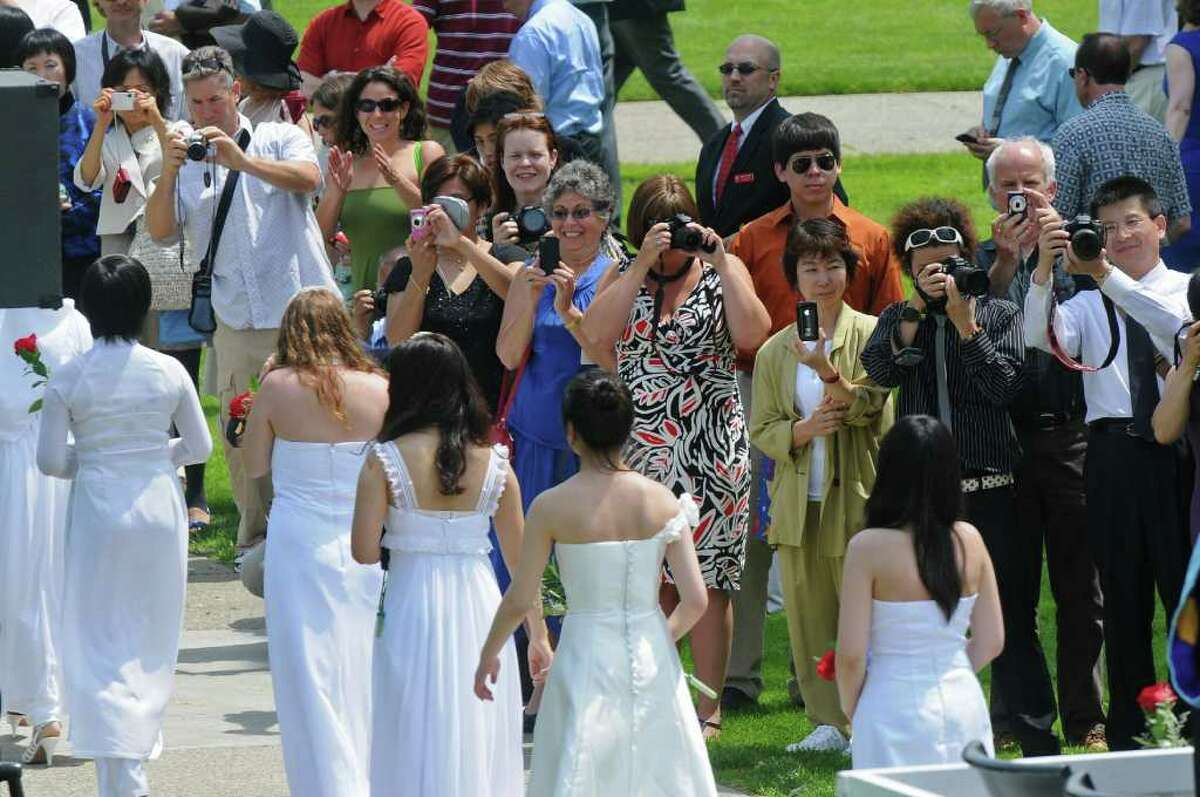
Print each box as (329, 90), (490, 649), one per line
(37, 339), (211, 759)
(528, 494), (718, 797)
(0, 303), (91, 724)
(263, 439), (383, 797)
(850, 596), (993, 769)
(369, 442), (523, 797)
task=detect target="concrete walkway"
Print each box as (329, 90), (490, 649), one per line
(616, 90), (982, 163)
(3, 557), (752, 796)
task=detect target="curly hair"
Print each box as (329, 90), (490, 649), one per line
(891, 197), (978, 271)
(272, 288), (385, 426)
(335, 66), (426, 155)
(626, 174), (700, 246)
(782, 217), (860, 291)
(543, 159), (612, 220)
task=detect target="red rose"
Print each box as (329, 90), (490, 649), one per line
(1137, 682), (1177, 713)
(229, 390), (254, 420)
(815, 649), (836, 682)
(13, 334), (37, 356)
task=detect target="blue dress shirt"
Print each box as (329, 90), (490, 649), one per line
(982, 18), (1083, 142)
(507, 0), (604, 137)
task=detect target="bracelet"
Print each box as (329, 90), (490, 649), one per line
(564, 316), (582, 332)
(409, 279), (429, 294)
(819, 368), (841, 384)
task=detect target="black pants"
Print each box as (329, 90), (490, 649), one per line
(965, 483), (1060, 755)
(994, 423), (1105, 740)
(1085, 429), (1190, 749)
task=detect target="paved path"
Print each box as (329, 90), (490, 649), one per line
(3, 557), (751, 796)
(616, 90), (982, 163)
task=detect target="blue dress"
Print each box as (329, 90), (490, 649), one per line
(1163, 30), (1200, 271)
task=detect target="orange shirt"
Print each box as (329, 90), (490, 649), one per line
(728, 198), (904, 372)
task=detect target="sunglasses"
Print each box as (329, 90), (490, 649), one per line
(789, 153), (838, 174)
(904, 226), (965, 252)
(551, 206), (599, 221)
(718, 62), (771, 76)
(183, 57), (231, 77)
(355, 97), (403, 114)
(311, 113), (336, 130)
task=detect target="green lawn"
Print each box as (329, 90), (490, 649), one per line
(188, 151), (1171, 796)
(272, 0), (1098, 102)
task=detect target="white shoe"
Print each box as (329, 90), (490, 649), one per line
(785, 725), (849, 753)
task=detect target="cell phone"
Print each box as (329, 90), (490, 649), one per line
(796, 301), (819, 342)
(410, 207), (429, 241)
(1007, 190), (1027, 220)
(955, 132), (979, 145)
(538, 237), (560, 276)
(110, 91), (136, 111)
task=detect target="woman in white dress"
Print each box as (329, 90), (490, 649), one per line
(241, 287), (387, 797)
(352, 332), (551, 797)
(476, 370), (718, 797)
(836, 415), (1005, 769)
(0, 299), (91, 764)
(37, 255), (212, 796)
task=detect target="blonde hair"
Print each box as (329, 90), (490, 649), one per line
(272, 288), (384, 425)
(464, 60), (542, 114)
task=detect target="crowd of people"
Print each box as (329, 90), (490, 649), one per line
(5, 0), (1200, 794)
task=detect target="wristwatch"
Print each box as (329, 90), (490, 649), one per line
(899, 302), (925, 323)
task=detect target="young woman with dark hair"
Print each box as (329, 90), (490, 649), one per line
(36, 254), (212, 795)
(835, 414), (1003, 769)
(476, 369), (717, 796)
(352, 332), (549, 797)
(241, 288), (388, 797)
(316, 66), (445, 293)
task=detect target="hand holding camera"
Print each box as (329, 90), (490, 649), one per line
(491, 212), (520, 247)
(350, 289), (377, 339)
(634, 222), (673, 271)
(943, 270), (979, 337)
(1062, 215), (1108, 276)
(197, 127), (250, 172)
(1181, 320), (1200, 371)
(92, 88), (116, 125)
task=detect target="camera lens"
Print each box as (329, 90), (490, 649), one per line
(954, 268), (990, 297)
(1071, 229), (1102, 261)
(517, 206), (549, 241)
(185, 133), (208, 162)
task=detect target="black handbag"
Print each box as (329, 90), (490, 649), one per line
(188, 129), (251, 334)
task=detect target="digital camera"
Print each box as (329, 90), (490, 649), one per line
(515, 205), (550, 244)
(185, 132), (209, 162)
(410, 207), (429, 241)
(939, 255), (990, 297)
(666, 213), (716, 254)
(1064, 215), (1105, 261)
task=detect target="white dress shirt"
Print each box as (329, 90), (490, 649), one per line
(793, 339), (831, 500)
(15, 0), (84, 42)
(1024, 259), (1191, 422)
(171, 114), (338, 330)
(72, 30), (190, 121)
(1099, 0), (1177, 67)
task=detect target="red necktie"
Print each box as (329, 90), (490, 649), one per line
(714, 123), (742, 206)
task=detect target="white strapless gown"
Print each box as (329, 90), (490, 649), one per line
(528, 494), (718, 797)
(850, 596), (993, 769)
(264, 439), (383, 797)
(369, 442), (523, 797)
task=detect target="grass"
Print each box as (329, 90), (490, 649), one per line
(186, 152), (1169, 796)
(271, 0), (1098, 103)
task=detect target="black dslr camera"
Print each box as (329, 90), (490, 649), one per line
(184, 131), (209, 162)
(666, 213), (716, 253)
(939, 255), (990, 297)
(515, 205), (550, 244)
(1064, 215), (1105, 261)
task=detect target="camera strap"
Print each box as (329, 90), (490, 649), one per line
(197, 128), (252, 280)
(1046, 293), (1120, 372)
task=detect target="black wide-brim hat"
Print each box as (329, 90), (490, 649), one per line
(212, 10), (301, 92)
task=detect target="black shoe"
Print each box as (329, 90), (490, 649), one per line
(720, 687), (757, 712)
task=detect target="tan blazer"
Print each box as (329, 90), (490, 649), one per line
(749, 304), (892, 555)
(72, 121), (174, 237)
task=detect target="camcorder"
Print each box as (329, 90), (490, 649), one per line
(666, 213), (716, 254)
(1064, 215), (1105, 261)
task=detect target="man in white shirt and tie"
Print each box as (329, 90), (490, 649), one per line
(1099, 0), (1176, 122)
(1024, 174), (1191, 750)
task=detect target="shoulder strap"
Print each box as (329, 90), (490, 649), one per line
(197, 128), (252, 279)
(475, 445), (510, 515)
(413, 141), (424, 178)
(372, 441), (416, 509)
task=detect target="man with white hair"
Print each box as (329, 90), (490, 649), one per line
(961, 0), (1082, 167)
(974, 136), (1107, 752)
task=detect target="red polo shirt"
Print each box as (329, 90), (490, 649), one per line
(298, 0), (430, 89)
(728, 197), (905, 372)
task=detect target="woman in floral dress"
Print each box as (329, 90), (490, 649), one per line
(582, 174), (769, 737)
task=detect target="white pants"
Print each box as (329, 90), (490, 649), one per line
(95, 757), (148, 797)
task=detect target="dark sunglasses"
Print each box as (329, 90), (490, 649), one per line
(311, 113), (336, 130)
(718, 62), (770, 76)
(551, 206), (599, 221)
(790, 153), (838, 174)
(355, 97), (403, 114)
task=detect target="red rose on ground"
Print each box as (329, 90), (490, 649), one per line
(816, 649), (836, 682)
(1137, 682), (1177, 713)
(229, 391), (254, 420)
(13, 334), (37, 356)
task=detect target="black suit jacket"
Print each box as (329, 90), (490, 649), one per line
(696, 97), (849, 238)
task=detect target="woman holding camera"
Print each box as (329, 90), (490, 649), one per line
(581, 174), (769, 738)
(748, 218), (891, 754)
(485, 112), (558, 256)
(316, 66), (445, 293)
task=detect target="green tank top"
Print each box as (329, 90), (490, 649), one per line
(339, 144), (425, 293)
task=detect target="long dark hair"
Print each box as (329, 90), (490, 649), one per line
(102, 47), (172, 118)
(336, 66), (426, 155)
(863, 415), (964, 621)
(377, 333), (491, 495)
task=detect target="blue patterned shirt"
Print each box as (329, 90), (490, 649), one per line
(1052, 91), (1191, 223)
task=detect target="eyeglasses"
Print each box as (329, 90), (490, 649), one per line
(551, 206), (600, 221)
(789, 153), (838, 174)
(718, 62), (772, 76)
(311, 114), (336, 130)
(183, 57), (231, 77)
(904, 226), (965, 252)
(355, 97), (403, 114)
(501, 111), (546, 121)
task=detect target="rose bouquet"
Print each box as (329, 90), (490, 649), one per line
(1134, 682), (1189, 748)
